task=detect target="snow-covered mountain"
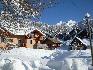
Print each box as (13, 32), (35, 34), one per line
(56, 21), (63, 26)
(0, 11), (80, 37)
(65, 20), (76, 27)
(0, 17), (77, 36)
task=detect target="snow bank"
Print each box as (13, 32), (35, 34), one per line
(0, 47), (55, 60)
(0, 48), (55, 70)
(46, 49), (91, 70)
(0, 48), (92, 70)
(0, 58), (33, 70)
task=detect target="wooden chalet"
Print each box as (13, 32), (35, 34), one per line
(42, 37), (61, 50)
(69, 37), (87, 50)
(0, 27), (14, 49)
(7, 29), (45, 48)
(0, 27), (45, 48)
(69, 28), (90, 50)
(0, 27), (13, 43)
(0, 27), (62, 49)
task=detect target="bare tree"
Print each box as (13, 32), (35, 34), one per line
(85, 13), (93, 66)
(0, 0), (60, 30)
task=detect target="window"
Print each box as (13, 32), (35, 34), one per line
(7, 39), (13, 42)
(18, 40), (22, 47)
(1, 37), (5, 42)
(0, 37), (1, 43)
(9, 39), (13, 42)
(30, 40), (32, 44)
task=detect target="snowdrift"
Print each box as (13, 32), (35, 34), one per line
(0, 58), (33, 70)
(0, 48), (92, 70)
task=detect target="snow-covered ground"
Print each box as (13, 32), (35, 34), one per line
(0, 47), (92, 70)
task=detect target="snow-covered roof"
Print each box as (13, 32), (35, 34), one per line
(0, 27), (10, 33)
(9, 28), (30, 35)
(4, 27), (45, 36)
(0, 27), (4, 32)
(76, 37), (88, 46)
(0, 27), (14, 36)
(76, 37), (93, 46)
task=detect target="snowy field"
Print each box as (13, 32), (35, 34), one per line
(0, 47), (92, 70)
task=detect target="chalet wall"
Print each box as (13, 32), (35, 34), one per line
(7, 38), (18, 45)
(0, 37), (1, 43)
(26, 38), (36, 48)
(13, 38), (18, 45)
(0, 29), (45, 48)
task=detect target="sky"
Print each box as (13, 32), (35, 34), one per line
(0, 0), (93, 25)
(40, 0), (93, 24)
